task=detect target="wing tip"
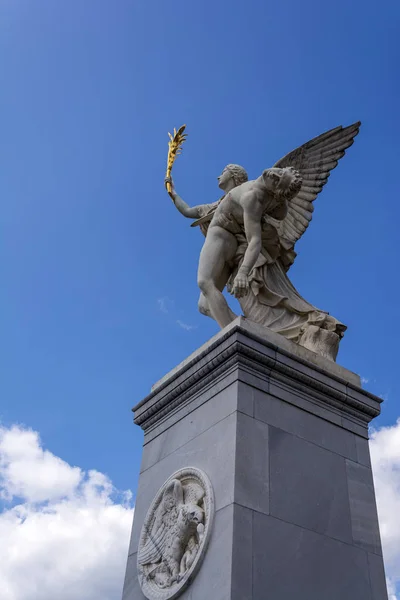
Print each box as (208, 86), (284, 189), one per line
(336, 120), (361, 133)
(344, 120), (361, 134)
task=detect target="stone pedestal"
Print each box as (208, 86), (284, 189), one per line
(122, 317), (388, 600)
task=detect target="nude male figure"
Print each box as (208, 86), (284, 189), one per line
(166, 164), (302, 329)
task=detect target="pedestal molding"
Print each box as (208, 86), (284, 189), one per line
(134, 324), (382, 432)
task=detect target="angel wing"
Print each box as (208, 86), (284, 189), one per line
(272, 121), (361, 269)
(138, 479), (183, 566)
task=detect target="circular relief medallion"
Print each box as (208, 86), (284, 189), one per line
(137, 467), (214, 600)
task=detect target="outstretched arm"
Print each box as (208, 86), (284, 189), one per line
(232, 192), (263, 298)
(165, 177), (202, 219)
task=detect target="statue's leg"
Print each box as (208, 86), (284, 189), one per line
(198, 293), (212, 317)
(198, 264), (237, 321)
(197, 226), (237, 329)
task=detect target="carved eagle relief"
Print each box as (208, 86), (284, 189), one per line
(138, 477), (206, 590)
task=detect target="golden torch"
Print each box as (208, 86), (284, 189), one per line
(165, 125), (187, 199)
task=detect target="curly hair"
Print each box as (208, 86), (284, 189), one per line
(225, 164), (248, 187)
(265, 166), (302, 201)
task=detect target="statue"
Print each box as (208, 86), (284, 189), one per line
(164, 122), (361, 361)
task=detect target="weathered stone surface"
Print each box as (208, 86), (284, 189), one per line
(269, 426), (353, 544)
(253, 385), (357, 460)
(231, 504), (253, 600)
(123, 554), (144, 600)
(188, 504), (234, 600)
(346, 460), (383, 555)
(355, 435), (372, 468)
(234, 412), (269, 514)
(253, 512), (372, 600)
(140, 381), (239, 472)
(368, 552), (390, 600)
(123, 320), (387, 600)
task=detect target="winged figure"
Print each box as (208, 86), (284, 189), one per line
(138, 478), (205, 589)
(165, 122), (360, 361)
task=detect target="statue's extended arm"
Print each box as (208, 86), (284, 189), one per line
(232, 193), (263, 298)
(165, 177), (202, 219)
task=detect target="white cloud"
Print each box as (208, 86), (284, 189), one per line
(176, 319), (196, 331)
(0, 426), (81, 503)
(157, 298), (196, 330)
(370, 419), (400, 599)
(361, 376), (369, 384)
(157, 297), (173, 314)
(0, 425), (133, 600)
(387, 578), (398, 600)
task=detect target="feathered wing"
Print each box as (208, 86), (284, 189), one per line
(138, 480), (183, 566)
(272, 121), (361, 268)
(137, 522), (168, 565)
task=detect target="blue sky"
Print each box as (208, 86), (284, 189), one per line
(1, 1), (400, 597)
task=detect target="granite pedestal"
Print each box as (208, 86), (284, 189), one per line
(122, 317), (388, 600)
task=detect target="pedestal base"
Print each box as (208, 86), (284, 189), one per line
(122, 318), (388, 600)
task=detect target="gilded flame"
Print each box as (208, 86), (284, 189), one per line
(165, 125), (187, 198)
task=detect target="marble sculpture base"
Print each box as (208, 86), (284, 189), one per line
(122, 317), (388, 600)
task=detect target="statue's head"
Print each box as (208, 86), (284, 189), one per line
(262, 167), (302, 201)
(218, 164), (248, 191)
(180, 504), (204, 526)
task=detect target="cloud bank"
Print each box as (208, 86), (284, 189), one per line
(0, 425), (133, 600)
